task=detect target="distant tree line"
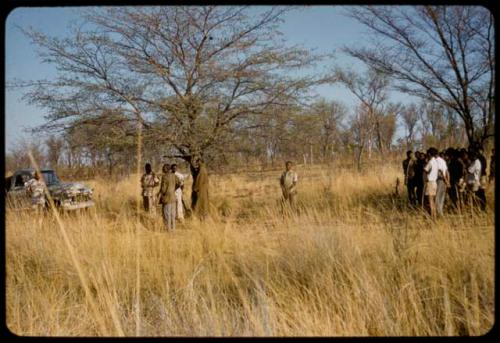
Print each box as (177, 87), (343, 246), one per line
(6, 96), (470, 177)
(6, 5), (494, 178)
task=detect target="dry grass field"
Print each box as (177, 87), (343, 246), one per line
(5, 162), (495, 336)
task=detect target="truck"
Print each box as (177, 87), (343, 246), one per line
(5, 168), (95, 211)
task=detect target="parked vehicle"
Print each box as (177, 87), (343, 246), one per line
(6, 168), (95, 211)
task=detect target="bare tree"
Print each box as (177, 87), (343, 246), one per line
(350, 104), (372, 171)
(401, 103), (419, 148)
(45, 135), (64, 170)
(378, 102), (400, 151)
(345, 6), (495, 148)
(18, 7), (320, 170)
(6, 138), (46, 172)
(310, 99), (347, 160)
(334, 67), (390, 155)
(13, 6), (323, 207)
(418, 101), (447, 148)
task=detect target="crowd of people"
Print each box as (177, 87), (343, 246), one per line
(402, 145), (494, 219)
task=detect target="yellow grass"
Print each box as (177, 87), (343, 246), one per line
(6, 163), (494, 336)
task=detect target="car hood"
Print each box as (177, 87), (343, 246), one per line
(48, 182), (93, 195)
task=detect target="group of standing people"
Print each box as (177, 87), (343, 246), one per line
(140, 159), (209, 231)
(402, 145), (494, 219)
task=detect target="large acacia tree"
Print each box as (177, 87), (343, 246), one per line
(345, 6), (495, 149)
(19, 6), (321, 176)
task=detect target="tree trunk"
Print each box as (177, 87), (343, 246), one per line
(356, 145), (364, 172)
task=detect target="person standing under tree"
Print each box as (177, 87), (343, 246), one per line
(140, 163), (160, 214)
(191, 159), (209, 220)
(158, 163), (179, 232)
(423, 148), (439, 220)
(476, 147), (487, 211)
(466, 150), (482, 210)
(280, 161), (298, 212)
(435, 150), (450, 216)
(171, 163), (186, 222)
(447, 148), (465, 210)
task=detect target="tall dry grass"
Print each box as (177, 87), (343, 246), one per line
(6, 163), (494, 336)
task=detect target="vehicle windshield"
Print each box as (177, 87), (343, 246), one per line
(42, 170), (60, 185)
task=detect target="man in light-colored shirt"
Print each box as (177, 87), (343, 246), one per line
(466, 150), (482, 209)
(171, 163), (186, 222)
(423, 147), (439, 219)
(435, 151), (450, 216)
(280, 161), (298, 211)
(140, 163), (160, 214)
(467, 151), (482, 192)
(158, 164), (180, 232)
(25, 171), (47, 211)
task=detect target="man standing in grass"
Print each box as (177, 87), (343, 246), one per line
(435, 150), (450, 216)
(158, 163), (179, 232)
(423, 147), (439, 219)
(192, 159), (209, 220)
(476, 146), (487, 211)
(140, 163), (160, 214)
(414, 151), (426, 207)
(171, 163), (186, 222)
(402, 150), (417, 206)
(466, 150), (482, 210)
(25, 170), (47, 212)
(447, 148), (465, 210)
(280, 161), (298, 211)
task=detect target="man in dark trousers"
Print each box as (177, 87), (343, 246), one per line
(413, 151), (426, 208)
(402, 150), (417, 206)
(191, 159), (209, 220)
(476, 146), (487, 211)
(447, 148), (465, 210)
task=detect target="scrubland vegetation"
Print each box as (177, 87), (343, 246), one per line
(6, 162), (494, 336)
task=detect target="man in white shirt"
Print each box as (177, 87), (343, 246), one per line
(423, 147), (439, 219)
(466, 150), (482, 208)
(171, 164), (186, 221)
(435, 150), (450, 216)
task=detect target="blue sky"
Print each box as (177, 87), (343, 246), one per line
(5, 6), (410, 151)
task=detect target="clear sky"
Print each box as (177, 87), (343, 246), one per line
(5, 5), (410, 151)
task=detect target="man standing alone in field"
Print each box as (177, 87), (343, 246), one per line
(158, 163), (179, 232)
(423, 148), (439, 219)
(402, 150), (417, 206)
(280, 161), (298, 211)
(140, 163), (160, 214)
